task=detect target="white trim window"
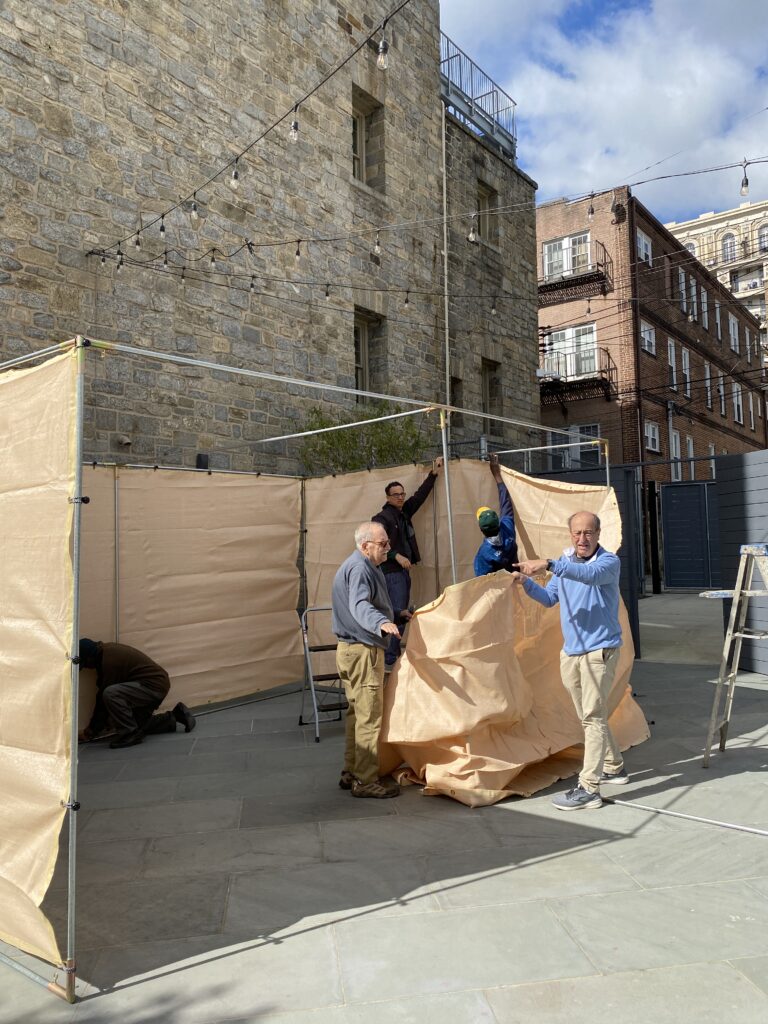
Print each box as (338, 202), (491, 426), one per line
(746, 329), (752, 363)
(545, 323), (597, 377)
(668, 338), (677, 389)
(688, 276), (698, 320)
(722, 233), (736, 262)
(749, 391), (755, 430)
(728, 313), (739, 352)
(732, 381), (743, 424)
(670, 429), (682, 482)
(637, 228), (653, 266)
(701, 287), (709, 329)
(542, 232), (590, 279)
(549, 423), (601, 469)
(760, 225), (768, 254)
(708, 443), (716, 479)
(678, 267), (687, 312)
(644, 420), (661, 452)
(715, 300), (722, 341)
(640, 319), (656, 354)
(704, 361), (712, 409)
(718, 372), (726, 416)
(686, 435), (695, 480)
(681, 348), (691, 397)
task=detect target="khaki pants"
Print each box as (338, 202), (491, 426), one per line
(337, 641), (385, 785)
(560, 647), (623, 793)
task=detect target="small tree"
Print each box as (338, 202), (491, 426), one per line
(300, 403), (435, 475)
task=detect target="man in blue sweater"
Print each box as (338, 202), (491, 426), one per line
(474, 454), (518, 576)
(332, 521), (402, 799)
(512, 510), (628, 810)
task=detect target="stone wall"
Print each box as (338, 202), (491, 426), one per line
(0, 0), (539, 471)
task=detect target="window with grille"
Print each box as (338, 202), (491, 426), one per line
(542, 232), (590, 279)
(636, 228), (652, 265)
(640, 320), (656, 354)
(351, 87), (384, 190)
(644, 420), (660, 452)
(732, 381), (743, 424)
(722, 233), (736, 262)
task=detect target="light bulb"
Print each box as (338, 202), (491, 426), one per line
(160, 215), (165, 238)
(210, 250), (216, 268)
(290, 107), (299, 143)
(374, 231), (381, 256)
(117, 249), (123, 272)
(135, 232), (141, 250)
(100, 254), (105, 266)
(587, 195), (595, 221)
(740, 160), (749, 197)
(491, 298), (497, 316)
(181, 267), (185, 282)
(229, 160), (239, 191)
(377, 38), (389, 70)
(404, 290), (409, 308)
(250, 276), (255, 293)
(468, 215), (477, 244)
(325, 283), (330, 299)
(190, 195), (199, 224)
(295, 240), (301, 265)
(163, 251), (168, 267)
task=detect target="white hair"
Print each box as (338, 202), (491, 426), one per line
(354, 521), (383, 550)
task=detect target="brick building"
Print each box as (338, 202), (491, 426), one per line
(536, 188), (767, 494)
(0, 0), (539, 471)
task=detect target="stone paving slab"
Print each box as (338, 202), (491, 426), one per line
(79, 798), (242, 842)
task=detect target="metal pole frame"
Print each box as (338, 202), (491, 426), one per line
(0, 340), (77, 373)
(439, 411), (457, 584)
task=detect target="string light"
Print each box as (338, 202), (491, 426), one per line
(404, 289), (409, 308)
(587, 193), (595, 221)
(189, 194), (199, 224)
(289, 106), (299, 144)
(325, 282), (330, 299)
(181, 266), (186, 282)
(295, 240), (301, 265)
(134, 232), (141, 250)
(229, 158), (240, 192)
(377, 20), (389, 70)
(163, 251), (168, 267)
(100, 253), (105, 266)
(210, 250), (216, 268)
(740, 158), (749, 196)
(491, 297), (497, 316)
(467, 214), (478, 244)
(116, 247), (123, 272)
(586, 298), (591, 315)
(250, 275), (255, 293)
(374, 230), (382, 256)
(160, 214), (165, 238)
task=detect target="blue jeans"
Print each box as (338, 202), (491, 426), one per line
(383, 569), (411, 667)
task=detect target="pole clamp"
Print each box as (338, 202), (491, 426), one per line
(68, 496), (91, 504)
(64, 800), (81, 811)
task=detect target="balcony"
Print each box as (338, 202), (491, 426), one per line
(538, 345), (617, 406)
(440, 33), (517, 161)
(538, 240), (613, 307)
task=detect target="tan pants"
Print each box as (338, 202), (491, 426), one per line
(337, 641), (385, 785)
(560, 647), (623, 793)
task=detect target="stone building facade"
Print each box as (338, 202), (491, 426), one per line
(0, 0), (539, 472)
(536, 188), (767, 486)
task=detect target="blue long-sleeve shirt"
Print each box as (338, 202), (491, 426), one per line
(522, 545), (622, 655)
(474, 480), (518, 576)
(331, 549), (394, 648)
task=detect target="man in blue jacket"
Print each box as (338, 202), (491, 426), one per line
(332, 521), (401, 799)
(512, 510), (628, 810)
(474, 454), (518, 576)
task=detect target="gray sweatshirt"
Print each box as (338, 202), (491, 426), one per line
(331, 549), (394, 648)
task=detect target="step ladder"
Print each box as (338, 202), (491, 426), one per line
(298, 605), (348, 743)
(700, 543), (768, 767)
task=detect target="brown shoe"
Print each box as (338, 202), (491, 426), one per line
(351, 779), (400, 799)
(377, 775), (400, 796)
(339, 770), (356, 790)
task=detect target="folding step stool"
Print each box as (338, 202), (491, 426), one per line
(298, 605), (348, 743)
(700, 543), (768, 767)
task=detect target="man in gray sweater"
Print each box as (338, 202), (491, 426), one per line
(332, 521), (401, 798)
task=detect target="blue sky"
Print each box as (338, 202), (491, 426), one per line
(439, 0), (768, 223)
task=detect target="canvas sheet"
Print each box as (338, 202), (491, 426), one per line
(0, 353), (75, 965)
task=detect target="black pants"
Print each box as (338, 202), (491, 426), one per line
(102, 680), (174, 737)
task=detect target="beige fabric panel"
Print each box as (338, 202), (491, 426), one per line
(109, 470), (304, 705)
(0, 353), (75, 965)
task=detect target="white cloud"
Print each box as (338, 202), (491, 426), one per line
(439, 0), (768, 220)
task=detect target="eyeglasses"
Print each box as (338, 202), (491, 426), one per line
(571, 530), (597, 538)
(368, 539), (391, 549)
(388, 491), (406, 498)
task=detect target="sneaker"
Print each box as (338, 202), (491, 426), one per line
(351, 779), (400, 799)
(552, 784), (602, 811)
(599, 768), (629, 785)
(339, 770), (356, 790)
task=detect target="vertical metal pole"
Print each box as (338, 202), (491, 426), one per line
(441, 102), (451, 446)
(604, 440), (611, 490)
(440, 410), (457, 585)
(114, 468), (120, 642)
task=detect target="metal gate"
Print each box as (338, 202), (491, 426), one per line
(661, 481), (720, 589)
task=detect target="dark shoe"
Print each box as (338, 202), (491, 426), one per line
(599, 767), (629, 785)
(173, 702), (196, 733)
(351, 779), (400, 799)
(339, 770), (356, 790)
(552, 784), (602, 811)
(377, 775), (400, 796)
(109, 731), (143, 749)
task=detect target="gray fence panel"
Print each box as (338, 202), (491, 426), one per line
(661, 482), (719, 589)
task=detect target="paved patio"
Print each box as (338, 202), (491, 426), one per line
(2, 594), (768, 1023)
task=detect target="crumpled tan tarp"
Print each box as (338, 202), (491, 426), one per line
(0, 353), (74, 965)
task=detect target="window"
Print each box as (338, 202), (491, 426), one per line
(759, 225), (768, 254)
(644, 420), (660, 452)
(481, 358), (502, 436)
(689, 276), (698, 321)
(715, 299), (722, 340)
(701, 287), (709, 329)
(477, 182), (499, 246)
(544, 323), (597, 377)
(704, 361), (712, 409)
(354, 308), (385, 400)
(722, 233), (736, 262)
(728, 313), (739, 352)
(732, 381), (743, 424)
(746, 329), (752, 363)
(670, 429), (682, 482)
(678, 267), (687, 312)
(351, 86), (384, 190)
(636, 228), (652, 265)
(709, 443), (717, 479)
(718, 373), (726, 416)
(549, 424), (601, 470)
(640, 319), (656, 355)
(668, 338), (677, 389)
(749, 391), (755, 431)
(681, 348), (691, 397)
(542, 232), (590, 279)
(685, 241), (696, 256)
(686, 436), (695, 480)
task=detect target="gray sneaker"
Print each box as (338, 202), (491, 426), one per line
(599, 768), (629, 785)
(552, 784), (602, 811)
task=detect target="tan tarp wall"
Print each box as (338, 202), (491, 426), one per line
(306, 462), (649, 805)
(78, 467), (305, 717)
(0, 353), (75, 965)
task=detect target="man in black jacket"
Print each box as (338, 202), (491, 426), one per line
(372, 456), (442, 669)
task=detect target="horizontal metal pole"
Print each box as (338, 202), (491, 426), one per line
(86, 460), (292, 479)
(258, 406), (435, 444)
(496, 439), (603, 455)
(0, 340), (76, 372)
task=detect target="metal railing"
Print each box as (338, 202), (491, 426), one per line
(540, 239), (613, 286)
(540, 345), (611, 381)
(439, 33), (517, 159)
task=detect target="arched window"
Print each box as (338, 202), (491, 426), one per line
(759, 225), (768, 254)
(685, 241), (696, 256)
(722, 233), (736, 262)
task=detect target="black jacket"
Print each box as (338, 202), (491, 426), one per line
(373, 471), (437, 574)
